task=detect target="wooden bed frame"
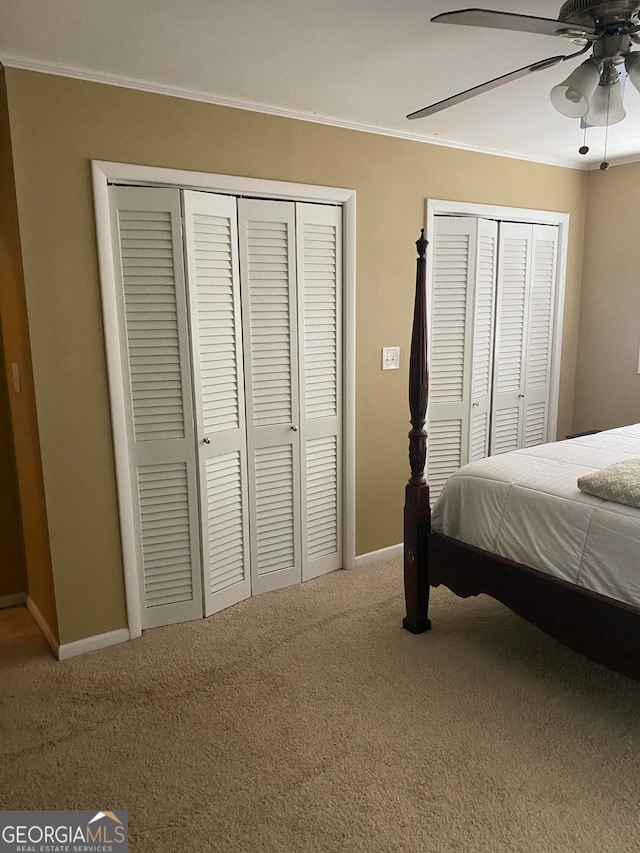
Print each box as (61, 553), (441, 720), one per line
(403, 230), (640, 682)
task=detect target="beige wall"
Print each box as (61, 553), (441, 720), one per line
(573, 161), (640, 432)
(0, 69), (57, 634)
(4, 68), (588, 644)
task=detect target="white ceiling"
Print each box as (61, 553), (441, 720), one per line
(2, 0), (640, 169)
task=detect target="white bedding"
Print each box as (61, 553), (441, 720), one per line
(431, 423), (640, 610)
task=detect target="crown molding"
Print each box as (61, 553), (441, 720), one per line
(586, 151), (640, 169)
(1, 52), (597, 171)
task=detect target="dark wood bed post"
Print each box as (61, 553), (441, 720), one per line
(403, 229), (432, 634)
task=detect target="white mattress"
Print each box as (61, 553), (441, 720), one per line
(431, 423), (640, 610)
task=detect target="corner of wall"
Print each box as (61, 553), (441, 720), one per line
(572, 162), (640, 432)
(0, 319), (27, 599)
(0, 66), (59, 642)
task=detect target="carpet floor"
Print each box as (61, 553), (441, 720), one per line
(1, 557), (640, 852)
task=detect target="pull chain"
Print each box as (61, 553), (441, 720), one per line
(600, 82), (611, 170)
(579, 122), (589, 156)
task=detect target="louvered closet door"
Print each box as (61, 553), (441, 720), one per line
(469, 219), (498, 462)
(491, 222), (558, 453)
(109, 186), (203, 628)
(427, 217), (495, 503)
(491, 222), (533, 455)
(296, 203), (343, 581)
(238, 199), (302, 595)
(182, 191), (251, 616)
(522, 224), (558, 447)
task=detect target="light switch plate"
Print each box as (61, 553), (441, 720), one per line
(11, 363), (21, 393)
(382, 347), (400, 370)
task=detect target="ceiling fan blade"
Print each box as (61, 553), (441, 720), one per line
(407, 54), (566, 120)
(432, 8), (596, 39)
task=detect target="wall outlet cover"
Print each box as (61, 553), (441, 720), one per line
(382, 347), (400, 370)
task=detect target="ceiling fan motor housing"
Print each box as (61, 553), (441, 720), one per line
(559, 0), (640, 28)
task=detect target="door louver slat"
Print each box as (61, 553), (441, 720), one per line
(496, 237), (528, 395)
(470, 412), (489, 463)
(138, 462), (194, 607)
(306, 436), (338, 561)
(255, 445), (295, 575)
(431, 234), (469, 404)
(119, 209), (186, 442)
(206, 452), (247, 595)
(527, 239), (554, 389)
(245, 219), (293, 428)
(303, 223), (338, 420)
(191, 213), (241, 434)
(429, 419), (463, 504)
(493, 408), (520, 455)
(524, 402), (546, 447)
(473, 233), (496, 401)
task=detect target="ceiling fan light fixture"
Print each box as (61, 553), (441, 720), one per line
(586, 68), (626, 126)
(550, 58), (601, 117)
(411, 0), (640, 163)
(625, 51), (640, 94)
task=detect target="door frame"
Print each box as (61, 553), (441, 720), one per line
(425, 199), (569, 445)
(92, 160), (356, 639)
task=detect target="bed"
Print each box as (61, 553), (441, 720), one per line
(403, 230), (640, 681)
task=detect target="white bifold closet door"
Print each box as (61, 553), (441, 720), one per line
(182, 190), (252, 616)
(111, 186), (342, 628)
(109, 186), (203, 629)
(491, 222), (558, 455)
(296, 203), (343, 581)
(427, 216), (498, 503)
(238, 199), (303, 594)
(237, 199), (343, 594)
(427, 215), (559, 505)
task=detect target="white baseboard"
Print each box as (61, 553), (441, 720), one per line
(58, 628), (130, 661)
(0, 591), (27, 609)
(27, 595), (60, 658)
(26, 596), (130, 659)
(355, 543), (402, 568)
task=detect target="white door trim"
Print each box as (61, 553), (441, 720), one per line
(425, 199), (569, 444)
(92, 161), (356, 639)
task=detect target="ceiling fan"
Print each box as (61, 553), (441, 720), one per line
(408, 1), (640, 161)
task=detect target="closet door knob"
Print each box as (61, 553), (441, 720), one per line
(291, 425), (298, 432)
(518, 393), (525, 399)
(472, 401), (479, 407)
(203, 437), (211, 444)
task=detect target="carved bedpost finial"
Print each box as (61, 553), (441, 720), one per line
(416, 228), (427, 259)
